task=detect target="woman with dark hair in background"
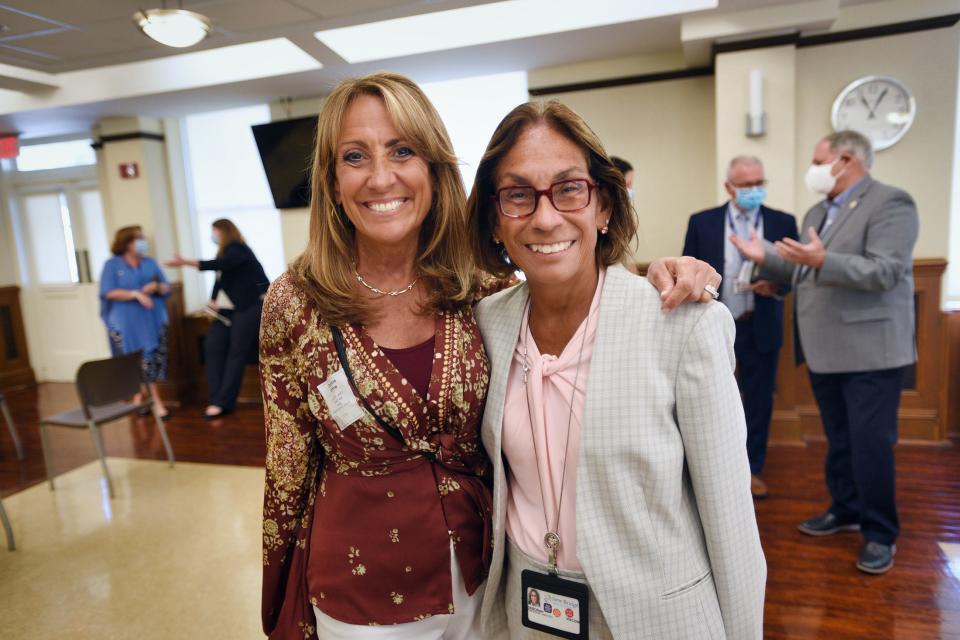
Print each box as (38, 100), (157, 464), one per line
(100, 225), (172, 418)
(166, 219), (269, 419)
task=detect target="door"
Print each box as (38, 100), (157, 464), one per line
(16, 184), (111, 381)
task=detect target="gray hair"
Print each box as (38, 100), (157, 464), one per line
(825, 130), (874, 169)
(726, 155), (764, 182)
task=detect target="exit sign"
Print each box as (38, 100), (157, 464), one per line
(0, 136), (18, 159)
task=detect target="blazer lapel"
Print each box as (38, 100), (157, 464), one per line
(820, 176), (873, 248)
(581, 265), (627, 435)
(480, 284), (528, 461)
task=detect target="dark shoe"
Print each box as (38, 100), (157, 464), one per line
(798, 512), (861, 536)
(856, 541), (896, 574)
(751, 475), (768, 500)
(202, 406), (232, 420)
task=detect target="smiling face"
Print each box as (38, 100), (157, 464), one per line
(334, 93), (433, 253)
(493, 123), (608, 289)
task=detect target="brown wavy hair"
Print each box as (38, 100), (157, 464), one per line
(212, 218), (245, 257)
(290, 72), (475, 326)
(468, 100), (636, 277)
(110, 225), (142, 256)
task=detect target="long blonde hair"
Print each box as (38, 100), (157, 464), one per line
(290, 72), (475, 326)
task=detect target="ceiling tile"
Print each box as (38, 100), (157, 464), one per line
(0, 5), (74, 38)
(0, 1), (134, 26)
(199, 0), (319, 33)
(286, 0), (413, 20)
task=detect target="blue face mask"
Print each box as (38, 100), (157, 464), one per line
(735, 186), (766, 211)
(134, 238), (149, 256)
(212, 234), (220, 246)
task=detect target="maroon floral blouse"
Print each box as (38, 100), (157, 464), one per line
(260, 272), (498, 638)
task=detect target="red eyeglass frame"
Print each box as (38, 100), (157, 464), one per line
(492, 179), (598, 218)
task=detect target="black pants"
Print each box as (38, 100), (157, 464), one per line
(808, 366), (905, 545)
(205, 301), (261, 411)
(734, 318), (780, 475)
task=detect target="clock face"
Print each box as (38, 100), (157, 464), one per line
(831, 76), (916, 151)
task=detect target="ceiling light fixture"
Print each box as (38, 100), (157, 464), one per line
(133, 2), (211, 49)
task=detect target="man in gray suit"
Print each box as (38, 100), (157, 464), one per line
(732, 130), (918, 575)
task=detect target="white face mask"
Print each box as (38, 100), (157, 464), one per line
(805, 158), (841, 195)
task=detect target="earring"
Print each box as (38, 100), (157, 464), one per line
(600, 220), (609, 235)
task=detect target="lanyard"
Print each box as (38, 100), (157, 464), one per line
(726, 206), (762, 238)
(330, 325), (436, 461)
(520, 299), (589, 575)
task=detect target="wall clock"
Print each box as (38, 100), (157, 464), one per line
(831, 75), (916, 151)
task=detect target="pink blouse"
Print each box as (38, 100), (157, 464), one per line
(501, 270), (605, 572)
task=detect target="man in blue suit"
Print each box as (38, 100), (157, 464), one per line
(683, 155), (798, 498)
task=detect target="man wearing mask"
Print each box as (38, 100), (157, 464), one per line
(732, 131), (918, 574)
(683, 155), (798, 499)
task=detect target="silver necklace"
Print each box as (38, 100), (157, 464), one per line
(354, 267), (419, 297)
(521, 298), (590, 575)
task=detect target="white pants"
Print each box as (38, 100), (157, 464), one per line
(313, 542), (484, 640)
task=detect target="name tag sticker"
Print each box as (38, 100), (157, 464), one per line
(317, 368), (365, 431)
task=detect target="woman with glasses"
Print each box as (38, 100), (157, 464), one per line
(469, 101), (766, 639)
(258, 72), (721, 640)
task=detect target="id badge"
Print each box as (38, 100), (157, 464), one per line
(316, 368), (365, 431)
(521, 569), (589, 640)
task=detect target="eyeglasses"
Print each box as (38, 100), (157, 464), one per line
(493, 179), (597, 218)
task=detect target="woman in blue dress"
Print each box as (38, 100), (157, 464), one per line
(99, 225), (172, 418)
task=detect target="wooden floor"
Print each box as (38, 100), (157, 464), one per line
(1, 383), (958, 639)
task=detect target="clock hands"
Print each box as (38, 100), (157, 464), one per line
(872, 88), (889, 115)
(859, 92), (876, 119)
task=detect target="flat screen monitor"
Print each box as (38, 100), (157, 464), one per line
(251, 116), (315, 209)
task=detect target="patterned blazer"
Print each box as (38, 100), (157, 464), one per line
(474, 265), (767, 640)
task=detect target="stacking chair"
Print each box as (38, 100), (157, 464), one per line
(0, 498), (13, 551)
(0, 392), (25, 460)
(38, 352), (175, 499)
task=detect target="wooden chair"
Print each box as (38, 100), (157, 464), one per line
(38, 352), (175, 499)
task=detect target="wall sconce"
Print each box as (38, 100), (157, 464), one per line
(746, 69), (766, 137)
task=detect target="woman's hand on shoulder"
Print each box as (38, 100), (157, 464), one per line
(645, 257), (721, 311)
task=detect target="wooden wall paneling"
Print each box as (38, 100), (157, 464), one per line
(0, 286), (36, 390)
(946, 309), (960, 438)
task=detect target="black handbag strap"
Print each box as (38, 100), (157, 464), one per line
(331, 325), (432, 458)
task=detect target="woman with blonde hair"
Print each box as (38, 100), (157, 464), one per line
(259, 72), (497, 640)
(258, 72), (719, 640)
(166, 218), (269, 418)
(469, 101), (766, 639)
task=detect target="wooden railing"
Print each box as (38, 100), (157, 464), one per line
(0, 286), (36, 390)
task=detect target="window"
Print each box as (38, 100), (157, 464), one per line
(16, 139), (96, 172)
(183, 105), (286, 295)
